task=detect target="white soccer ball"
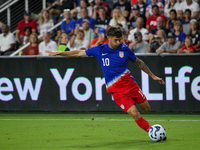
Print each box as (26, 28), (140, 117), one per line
(148, 124), (166, 142)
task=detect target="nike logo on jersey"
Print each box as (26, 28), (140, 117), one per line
(102, 53), (108, 55)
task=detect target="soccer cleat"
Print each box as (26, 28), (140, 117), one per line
(163, 136), (167, 141)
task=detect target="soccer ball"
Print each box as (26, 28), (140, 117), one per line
(148, 124), (166, 142)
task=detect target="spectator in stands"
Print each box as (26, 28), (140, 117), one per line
(147, 29), (167, 53)
(149, 17), (169, 36)
(39, 31), (57, 56)
(129, 4), (146, 29)
(166, 9), (178, 33)
(188, 19), (200, 50)
(82, 19), (96, 47)
(181, 9), (191, 35)
(92, 0), (111, 19)
(0, 22), (3, 34)
(74, 0), (80, 7)
(22, 26), (32, 45)
(164, 0), (179, 19)
(156, 32), (182, 54)
(71, 0), (93, 19)
(61, 9), (76, 37)
(76, 7), (95, 29)
(0, 24), (16, 55)
(177, 0), (199, 20)
(136, 0), (148, 15)
(23, 33), (39, 55)
(16, 10), (37, 45)
(177, 36), (196, 53)
(121, 29), (131, 46)
(95, 6), (111, 30)
(38, 9), (54, 36)
(48, 0), (74, 17)
(129, 31), (148, 53)
(173, 21), (186, 46)
(89, 0), (95, 7)
(146, 5), (167, 31)
(69, 28), (89, 50)
(112, 0), (131, 21)
(91, 27), (109, 47)
(57, 33), (70, 52)
(145, 0), (164, 18)
(128, 17), (149, 42)
(109, 8), (128, 31)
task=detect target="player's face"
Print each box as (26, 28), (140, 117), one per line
(108, 36), (122, 50)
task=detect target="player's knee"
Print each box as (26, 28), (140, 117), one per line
(128, 110), (140, 120)
(143, 106), (151, 113)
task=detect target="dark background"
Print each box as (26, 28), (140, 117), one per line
(0, 54), (200, 112)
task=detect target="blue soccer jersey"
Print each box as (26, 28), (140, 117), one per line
(85, 43), (137, 92)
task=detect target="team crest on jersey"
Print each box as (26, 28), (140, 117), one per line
(119, 51), (124, 58)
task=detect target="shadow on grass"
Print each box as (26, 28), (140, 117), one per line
(66, 139), (159, 149)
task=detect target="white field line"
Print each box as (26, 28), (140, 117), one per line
(0, 118), (200, 121)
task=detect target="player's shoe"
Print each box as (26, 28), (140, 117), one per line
(163, 136), (167, 141)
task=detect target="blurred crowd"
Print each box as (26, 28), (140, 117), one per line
(0, 0), (200, 56)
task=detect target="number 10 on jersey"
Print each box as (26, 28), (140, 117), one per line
(102, 58), (110, 66)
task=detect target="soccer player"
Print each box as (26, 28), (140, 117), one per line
(46, 26), (165, 135)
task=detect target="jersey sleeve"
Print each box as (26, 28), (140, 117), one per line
(128, 48), (137, 62)
(85, 46), (99, 57)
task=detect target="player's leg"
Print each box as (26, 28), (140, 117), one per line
(127, 104), (151, 132)
(137, 100), (151, 113)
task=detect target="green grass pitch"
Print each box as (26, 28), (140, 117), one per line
(0, 112), (200, 150)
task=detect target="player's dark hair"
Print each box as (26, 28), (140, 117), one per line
(107, 26), (122, 38)
(185, 9), (191, 16)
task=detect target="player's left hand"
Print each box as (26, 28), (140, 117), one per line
(152, 76), (165, 84)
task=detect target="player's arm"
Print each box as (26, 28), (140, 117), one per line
(134, 57), (165, 84)
(46, 50), (86, 57)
